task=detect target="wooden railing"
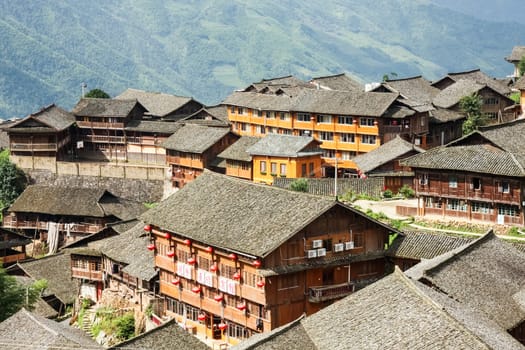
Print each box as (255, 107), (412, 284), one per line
(71, 268), (103, 281)
(10, 143), (57, 151)
(308, 282), (354, 303)
(2, 217), (103, 234)
(0, 252), (26, 265)
(82, 135), (126, 143)
(77, 121), (125, 129)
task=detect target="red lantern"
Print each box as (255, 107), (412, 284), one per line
(171, 278), (180, 285)
(167, 251), (175, 258)
(256, 280), (265, 288)
(187, 257), (196, 265)
(210, 264), (218, 272)
(228, 253), (237, 260)
(233, 272), (241, 280)
(205, 246), (213, 253)
(218, 323), (228, 331)
(147, 243), (155, 251)
(214, 294), (223, 302)
(198, 313), (206, 322)
(143, 224), (152, 232)
(164, 232), (171, 240)
(192, 286), (201, 294)
(236, 303), (246, 311)
(183, 239), (192, 246)
(253, 260), (261, 268)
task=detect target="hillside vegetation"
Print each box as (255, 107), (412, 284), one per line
(0, 0), (523, 118)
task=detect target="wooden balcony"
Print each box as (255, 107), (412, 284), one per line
(71, 268), (103, 281)
(77, 121), (125, 129)
(308, 282), (355, 303)
(82, 135), (126, 144)
(3, 217), (103, 234)
(0, 251), (26, 265)
(10, 143), (57, 152)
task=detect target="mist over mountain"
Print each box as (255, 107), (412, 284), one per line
(0, 0), (523, 118)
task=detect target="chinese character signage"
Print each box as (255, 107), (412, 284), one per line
(218, 276), (237, 295)
(197, 269), (214, 287)
(177, 262), (193, 279)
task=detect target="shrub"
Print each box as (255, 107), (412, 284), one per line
(383, 189), (393, 198)
(398, 185), (415, 198)
(115, 313), (135, 340)
(290, 178), (308, 192)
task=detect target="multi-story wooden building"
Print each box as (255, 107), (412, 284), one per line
(163, 124), (238, 188)
(72, 98), (147, 161)
(7, 104), (76, 170)
(403, 119), (525, 226)
(224, 86), (428, 173)
(246, 134), (323, 184)
(0, 228), (31, 266)
(140, 170), (398, 344)
(3, 185), (145, 250)
(217, 136), (260, 181)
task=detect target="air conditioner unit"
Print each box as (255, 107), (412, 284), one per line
(307, 250), (317, 259)
(334, 243), (344, 252)
(317, 248), (326, 257)
(312, 239), (323, 248)
(345, 241), (354, 250)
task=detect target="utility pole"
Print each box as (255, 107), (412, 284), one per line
(81, 82), (87, 98)
(334, 157), (338, 200)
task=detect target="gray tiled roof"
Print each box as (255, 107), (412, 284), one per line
(353, 135), (424, 173)
(12, 276), (59, 319)
(514, 75), (525, 90)
(435, 69), (511, 96)
(406, 231), (525, 331)
(218, 136), (259, 161)
(310, 73), (363, 92)
(181, 107), (230, 127)
(429, 107), (465, 123)
(115, 88), (196, 117)
(506, 46), (525, 62)
(8, 104), (75, 132)
(223, 89), (399, 117)
(110, 319), (208, 350)
(246, 134), (321, 158)
(386, 231), (472, 260)
(402, 143), (525, 176)
(8, 185), (143, 219)
(162, 124), (232, 153)
(72, 98), (139, 117)
(382, 76), (440, 104)
(16, 252), (79, 305)
(244, 75), (311, 92)
(236, 267), (497, 349)
(432, 79), (485, 108)
(203, 105), (229, 122)
(140, 170), (337, 257)
(125, 120), (183, 134)
(0, 308), (102, 349)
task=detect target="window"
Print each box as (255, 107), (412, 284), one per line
(472, 201), (493, 214)
(447, 199), (467, 212)
(266, 111), (275, 119)
(280, 164), (287, 176)
(360, 118), (375, 126)
(257, 109), (263, 117)
(498, 205), (519, 217)
(256, 125), (266, 134)
(279, 112), (290, 120)
(270, 162), (277, 175)
(419, 174), (428, 186)
(340, 133), (355, 143)
(309, 162), (314, 176)
(322, 149), (335, 158)
(424, 197), (441, 208)
(341, 151), (356, 160)
(238, 107), (245, 115)
(280, 129), (292, 135)
(317, 115), (332, 124)
(230, 106), (236, 114)
(301, 164), (307, 177)
(449, 176), (458, 188)
(268, 127), (278, 134)
(239, 123), (247, 131)
(299, 130), (312, 136)
(484, 97), (499, 105)
(297, 113), (311, 122)
(319, 132), (334, 141)
(498, 181), (510, 193)
(471, 178), (481, 191)
(361, 135), (376, 144)
(338, 116), (353, 125)
(260, 161), (267, 174)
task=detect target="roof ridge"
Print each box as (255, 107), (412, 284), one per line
(22, 308), (60, 336)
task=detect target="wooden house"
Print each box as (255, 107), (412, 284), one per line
(72, 98), (146, 161)
(163, 124), (238, 188)
(70, 220), (157, 307)
(7, 104), (76, 170)
(0, 308), (102, 349)
(0, 228), (31, 266)
(236, 232), (525, 349)
(217, 136), (260, 181)
(352, 135), (424, 193)
(426, 108), (465, 149)
(3, 185), (145, 250)
(505, 46), (525, 78)
(179, 106), (231, 127)
(7, 252), (79, 317)
(223, 80), (428, 174)
(140, 170), (398, 344)
(403, 119), (525, 226)
(246, 134), (323, 184)
(115, 88), (204, 121)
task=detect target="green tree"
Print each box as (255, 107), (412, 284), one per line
(0, 267), (47, 321)
(460, 93), (486, 135)
(84, 88), (110, 99)
(290, 178), (308, 192)
(518, 56), (525, 77)
(0, 151), (27, 209)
